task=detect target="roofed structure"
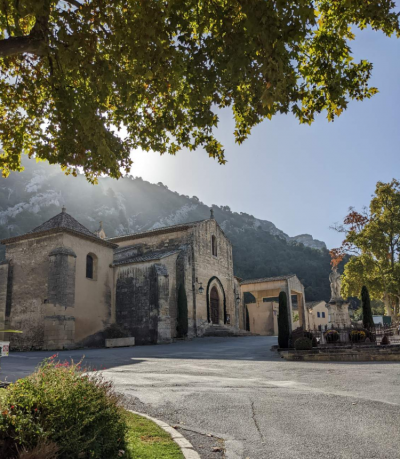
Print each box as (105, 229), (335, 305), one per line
(113, 249), (180, 266)
(1, 207), (117, 248)
(240, 274), (296, 285)
(306, 300), (326, 309)
(107, 220), (206, 243)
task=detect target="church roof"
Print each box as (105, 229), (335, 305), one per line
(29, 209), (96, 239)
(1, 208), (118, 248)
(240, 274), (296, 285)
(113, 249), (180, 266)
(107, 220), (207, 243)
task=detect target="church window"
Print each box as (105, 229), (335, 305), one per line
(212, 235), (217, 256)
(86, 255), (94, 279)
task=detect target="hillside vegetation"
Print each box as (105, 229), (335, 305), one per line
(0, 159), (333, 301)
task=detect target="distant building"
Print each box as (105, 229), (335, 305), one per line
(373, 315), (392, 326)
(307, 301), (329, 331)
(240, 275), (308, 335)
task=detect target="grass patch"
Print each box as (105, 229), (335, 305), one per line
(124, 411), (184, 459)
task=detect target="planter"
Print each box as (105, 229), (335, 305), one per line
(105, 337), (135, 348)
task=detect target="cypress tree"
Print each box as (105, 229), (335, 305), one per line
(278, 291), (290, 348)
(245, 306), (250, 332)
(176, 284), (188, 338)
(361, 286), (374, 329)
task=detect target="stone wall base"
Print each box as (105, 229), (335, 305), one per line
(279, 345), (400, 362)
(105, 337), (135, 348)
(43, 315), (75, 350)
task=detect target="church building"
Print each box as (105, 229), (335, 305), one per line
(0, 208), (244, 350)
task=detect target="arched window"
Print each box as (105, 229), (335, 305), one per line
(212, 235), (217, 256)
(86, 253), (98, 280)
(86, 254), (94, 279)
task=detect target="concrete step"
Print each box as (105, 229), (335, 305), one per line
(202, 325), (259, 337)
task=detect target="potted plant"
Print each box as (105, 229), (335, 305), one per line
(324, 329), (340, 343)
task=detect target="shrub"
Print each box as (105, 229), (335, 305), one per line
(0, 356), (127, 459)
(325, 329), (340, 343)
(294, 337), (312, 350)
(349, 330), (366, 343)
(303, 331), (313, 341)
(361, 286), (375, 330)
(311, 336), (318, 347)
(176, 284), (188, 338)
(278, 292), (290, 349)
(381, 335), (390, 345)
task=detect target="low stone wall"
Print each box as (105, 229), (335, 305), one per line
(105, 337), (135, 348)
(279, 344), (400, 362)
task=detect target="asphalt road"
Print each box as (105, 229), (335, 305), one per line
(2, 336), (400, 459)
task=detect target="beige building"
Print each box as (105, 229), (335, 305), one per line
(240, 275), (308, 335)
(307, 301), (329, 331)
(0, 208), (243, 350)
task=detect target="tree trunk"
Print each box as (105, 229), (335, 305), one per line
(383, 293), (392, 317)
(0, 36), (46, 58)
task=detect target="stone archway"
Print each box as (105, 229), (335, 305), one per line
(210, 286), (220, 324)
(206, 276), (227, 324)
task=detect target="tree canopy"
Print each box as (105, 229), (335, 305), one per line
(0, 0), (399, 181)
(333, 179), (400, 317)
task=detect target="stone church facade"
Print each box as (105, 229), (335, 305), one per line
(0, 208), (243, 350)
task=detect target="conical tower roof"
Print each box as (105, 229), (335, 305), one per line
(29, 207), (96, 239)
(1, 207), (117, 248)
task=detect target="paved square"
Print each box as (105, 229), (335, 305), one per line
(2, 336), (400, 458)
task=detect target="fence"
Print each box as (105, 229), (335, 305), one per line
(293, 323), (400, 346)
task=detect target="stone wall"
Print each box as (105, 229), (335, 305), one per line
(5, 233), (64, 350)
(63, 234), (114, 344)
(114, 229), (195, 338)
(48, 247), (76, 307)
(114, 252), (179, 344)
(115, 263), (159, 344)
(191, 220), (236, 334)
(0, 261), (9, 340)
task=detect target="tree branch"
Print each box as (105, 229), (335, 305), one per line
(0, 35), (46, 58)
(64, 0), (82, 8)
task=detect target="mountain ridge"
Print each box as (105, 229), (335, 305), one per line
(0, 158), (332, 301)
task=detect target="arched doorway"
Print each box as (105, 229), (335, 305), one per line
(210, 287), (220, 324)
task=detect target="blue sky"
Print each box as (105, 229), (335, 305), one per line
(131, 27), (400, 249)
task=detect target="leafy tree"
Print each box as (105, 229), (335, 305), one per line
(0, 1), (399, 181)
(333, 179), (400, 317)
(176, 284), (188, 338)
(278, 291), (290, 348)
(361, 286), (374, 329)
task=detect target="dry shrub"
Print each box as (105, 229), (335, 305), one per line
(17, 442), (59, 459)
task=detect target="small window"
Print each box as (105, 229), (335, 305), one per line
(317, 312), (320, 318)
(212, 235), (217, 256)
(86, 254), (94, 279)
(322, 312), (325, 318)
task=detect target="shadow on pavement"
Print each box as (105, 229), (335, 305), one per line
(1, 336), (280, 382)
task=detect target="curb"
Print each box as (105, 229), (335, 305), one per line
(129, 410), (201, 459)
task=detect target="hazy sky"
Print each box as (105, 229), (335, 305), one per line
(131, 27), (400, 249)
